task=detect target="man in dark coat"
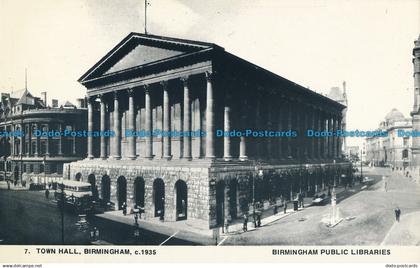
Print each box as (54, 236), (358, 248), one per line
(395, 207), (401, 222)
(242, 214), (248, 232)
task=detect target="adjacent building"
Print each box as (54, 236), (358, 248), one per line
(365, 108), (411, 169)
(411, 35), (420, 181)
(65, 32), (351, 228)
(326, 82), (348, 156)
(0, 89), (87, 184)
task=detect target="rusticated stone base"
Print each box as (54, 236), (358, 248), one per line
(64, 159), (352, 229)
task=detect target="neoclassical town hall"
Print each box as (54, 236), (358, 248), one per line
(65, 32), (351, 228)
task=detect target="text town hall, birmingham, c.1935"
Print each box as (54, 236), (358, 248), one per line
(64, 32), (351, 228)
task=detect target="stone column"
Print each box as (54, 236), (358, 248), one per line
(303, 107), (308, 160)
(328, 116), (334, 159)
(254, 94), (261, 159)
(72, 124), (77, 155)
(182, 78), (192, 160)
(145, 85), (153, 159)
(162, 81), (172, 160)
(278, 99), (284, 159)
(87, 98), (94, 159)
(223, 94), (232, 161)
(205, 72), (215, 159)
(338, 117), (342, 158)
(58, 123), (63, 156)
(316, 110), (322, 159)
(128, 89), (136, 160)
(112, 92), (121, 160)
(100, 95), (107, 159)
(19, 124), (23, 156)
(26, 123), (31, 157)
(287, 100), (293, 159)
(332, 115), (337, 158)
(266, 98), (273, 159)
(239, 99), (248, 161)
(34, 124), (39, 157)
(322, 112), (328, 159)
(310, 108), (316, 159)
(45, 124), (50, 156)
(196, 98), (203, 158)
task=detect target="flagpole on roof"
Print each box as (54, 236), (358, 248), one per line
(144, 0), (147, 34)
(25, 68), (27, 91)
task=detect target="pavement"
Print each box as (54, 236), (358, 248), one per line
(381, 211), (420, 246)
(93, 181), (363, 245)
(223, 167), (420, 245)
(0, 180), (29, 191)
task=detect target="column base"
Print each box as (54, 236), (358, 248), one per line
(100, 157), (107, 160)
(127, 156), (137, 160)
(144, 156), (154, 160)
(182, 156), (192, 161)
(88, 155), (94, 160)
(163, 155), (172, 160)
(110, 156), (121, 160)
(223, 156), (233, 161)
(239, 156), (248, 161)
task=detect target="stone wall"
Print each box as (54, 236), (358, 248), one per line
(65, 159), (352, 229)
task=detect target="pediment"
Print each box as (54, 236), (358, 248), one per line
(79, 32), (214, 84)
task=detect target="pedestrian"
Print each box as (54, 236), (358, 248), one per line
(94, 227), (99, 241)
(273, 205), (278, 215)
(242, 214), (248, 232)
(256, 211), (262, 227)
(224, 217), (229, 234)
(7, 180), (10, 190)
(89, 229), (95, 241)
(284, 202), (287, 214)
(122, 202), (127, 216)
(299, 193), (304, 208)
(45, 189), (50, 200)
(394, 207), (401, 222)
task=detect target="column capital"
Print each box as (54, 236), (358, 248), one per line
(205, 71), (213, 82)
(144, 84), (150, 93)
(180, 76), (189, 86)
(113, 91), (119, 100)
(160, 80), (169, 89)
(127, 88), (135, 96)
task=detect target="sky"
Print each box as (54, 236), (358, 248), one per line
(0, 0), (419, 147)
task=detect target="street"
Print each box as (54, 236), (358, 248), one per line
(1, 167), (419, 245)
(0, 187), (197, 245)
(0, 189), (90, 245)
(223, 167), (420, 245)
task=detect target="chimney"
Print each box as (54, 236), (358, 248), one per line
(52, 99), (58, 108)
(41, 92), (47, 107)
(76, 98), (84, 108)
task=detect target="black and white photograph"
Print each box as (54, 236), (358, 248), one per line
(0, 0), (419, 264)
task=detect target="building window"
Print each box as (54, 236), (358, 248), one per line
(29, 164), (33, 173)
(50, 163), (57, 174)
(403, 137), (409, 147)
(402, 149), (408, 159)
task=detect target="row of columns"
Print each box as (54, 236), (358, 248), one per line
(88, 72), (215, 160)
(87, 73), (342, 161)
(11, 123), (76, 157)
(221, 95), (343, 161)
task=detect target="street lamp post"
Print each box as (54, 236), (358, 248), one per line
(43, 156), (46, 186)
(60, 181), (65, 244)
